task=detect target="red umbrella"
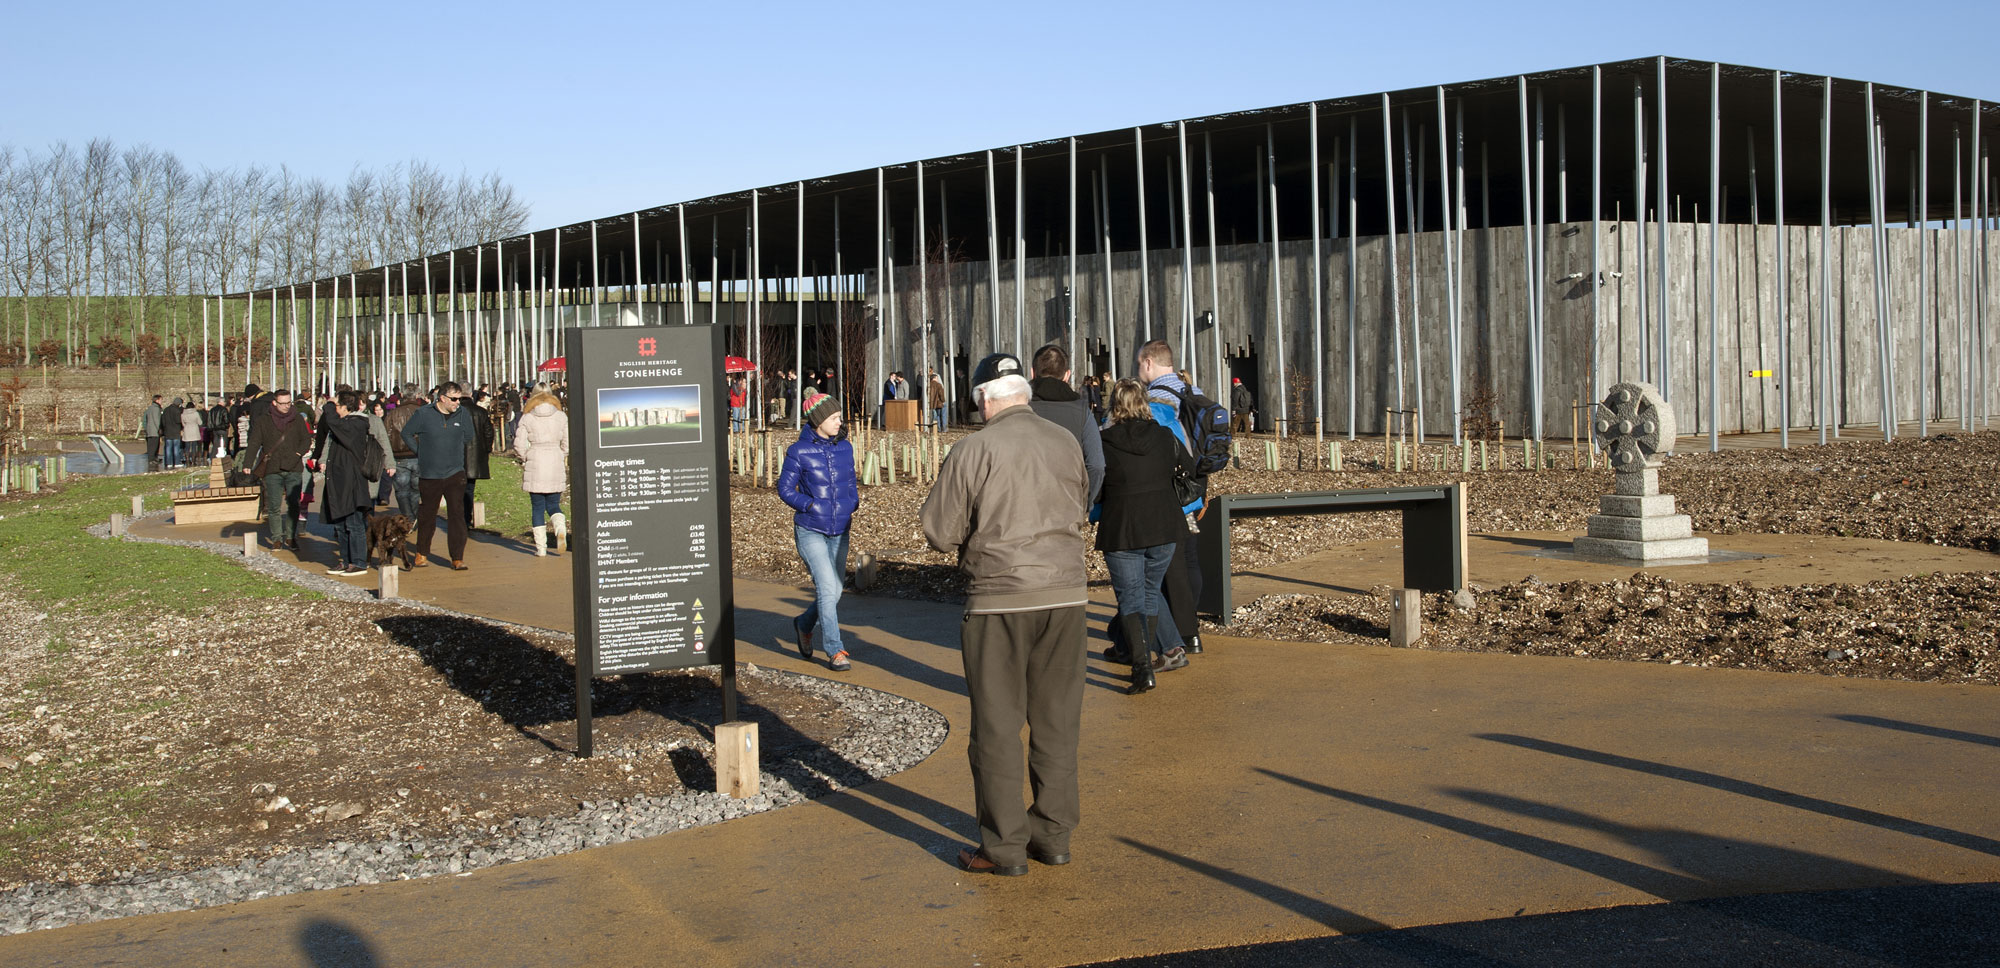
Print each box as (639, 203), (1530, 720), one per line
(723, 355), (755, 374)
(537, 357), (566, 372)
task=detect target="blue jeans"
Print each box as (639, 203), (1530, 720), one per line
(730, 407), (747, 432)
(392, 457), (421, 518)
(530, 491), (563, 526)
(261, 470), (304, 543)
(331, 509), (367, 568)
(794, 525), (849, 656)
(1104, 542), (1183, 657)
(931, 407), (946, 429)
(163, 438), (182, 467)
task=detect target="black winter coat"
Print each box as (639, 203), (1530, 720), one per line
(465, 404), (493, 480)
(320, 414), (374, 523)
(1094, 419), (1194, 552)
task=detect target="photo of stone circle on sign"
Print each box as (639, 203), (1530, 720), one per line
(597, 384), (703, 448)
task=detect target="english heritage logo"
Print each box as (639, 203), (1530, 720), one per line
(637, 337), (658, 357)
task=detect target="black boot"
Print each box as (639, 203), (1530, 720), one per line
(1102, 617), (1131, 665)
(1121, 614), (1154, 695)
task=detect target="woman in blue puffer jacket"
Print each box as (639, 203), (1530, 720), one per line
(778, 391), (861, 671)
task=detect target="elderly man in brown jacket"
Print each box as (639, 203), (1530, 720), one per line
(921, 352), (1089, 877)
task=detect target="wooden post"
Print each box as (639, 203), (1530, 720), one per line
(1571, 397), (1581, 469)
(243, 532), (259, 557)
(1389, 588), (1422, 647)
(1384, 409), (1393, 468)
(132, 496), (145, 516)
(110, 512), (127, 536)
(378, 563), (400, 600)
(715, 721), (760, 798)
(471, 502), (486, 527)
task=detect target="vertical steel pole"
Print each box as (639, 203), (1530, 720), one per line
(1822, 78), (1836, 440)
(470, 252), (481, 387)
(1015, 146), (1026, 357)
(1709, 64), (1721, 450)
(1634, 78), (1649, 383)
(1269, 123), (1287, 438)
(423, 253), (435, 388)
(1919, 92), (1930, 436)
(1955, 124), (1966, 429)
(1455, 100), (1469, 443)
(1206, 132), (1222, 398)
(1657, 56), (1672, 398)
(1135, 128), (1151, 344)
(918, 161), (929, 381)
(201, 298), (210, 402)
(1866, 84), (1893, 440)
(876, 169), (886, 422)
(590, 221), (602, 329)
(1385, 95), (1405, 433)
(1518, 79), (1536, 438)
(1348, 115), (1359, 439)
(1179, 122), (1198, 388)
(1593, 67), (1605, 436)
(1070, 137), (1079, 376)
(1404, 107), (1424, 443)
(1773, 70), (1790, 447)
(797, 181), (807, 413)
(985, 150), (1001, 353)
(679, 205), (693, 326)
(1309, 103), (1325, 444)
(1099, 167), (1117, 382)
(749, 196), (760, 422)
(1439, 87), (1461, 444)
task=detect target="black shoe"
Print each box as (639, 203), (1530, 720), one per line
(1028, 847), (1071, 866)
(1185, 635), (1202, 654)
(794, 616), (814, 660)
(1122, 614), (1154, 695)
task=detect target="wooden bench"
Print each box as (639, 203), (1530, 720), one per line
(171, 459), (263, 525)
(1195, 483), (1467, 624)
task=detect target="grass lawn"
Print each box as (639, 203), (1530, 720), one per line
(0, 474), (313, 615)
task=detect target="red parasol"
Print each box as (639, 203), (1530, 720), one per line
(537, 357), (566, 372)
(723, 355), (755, 374)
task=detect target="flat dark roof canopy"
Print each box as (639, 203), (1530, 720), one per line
(253, 56), (1997, 300)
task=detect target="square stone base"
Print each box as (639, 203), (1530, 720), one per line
(1586, 513), (1694, 542)
(1572, 535), (1711, 560)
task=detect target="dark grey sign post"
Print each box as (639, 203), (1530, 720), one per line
(566, 324), (736, 758)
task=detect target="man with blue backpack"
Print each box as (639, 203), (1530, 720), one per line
(1109, 338), (1231, 659)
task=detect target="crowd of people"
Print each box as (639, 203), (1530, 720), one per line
(144, 379), (568, 575)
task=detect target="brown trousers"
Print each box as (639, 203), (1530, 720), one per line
(960, 604), (1088, 867)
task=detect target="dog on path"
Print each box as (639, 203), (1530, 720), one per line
(366, 513), (416, 570)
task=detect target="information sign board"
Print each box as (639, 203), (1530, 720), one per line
(566, 324), (736, 755)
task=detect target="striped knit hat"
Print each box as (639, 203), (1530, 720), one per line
(803, 391), (841, 429)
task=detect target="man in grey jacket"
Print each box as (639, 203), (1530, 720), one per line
(1026, 343), (1104, 508)
(921, 353), (1089, 878)
(139, 395), (163, 465)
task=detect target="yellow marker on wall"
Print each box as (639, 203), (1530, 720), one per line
(1748, 369), (1773, 378)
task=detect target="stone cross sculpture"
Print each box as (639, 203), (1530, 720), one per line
(1571, 381), (1710, 561)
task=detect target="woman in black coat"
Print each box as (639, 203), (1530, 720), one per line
(1094, 379), (1196, 694)
(319, 390), (376, 575)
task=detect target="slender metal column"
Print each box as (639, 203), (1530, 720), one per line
(1099, 167), (1117, 381)
(1593, 67), (1606, 438)
(749, 195), (760, 419)
(1955, 124), (1966, 429)
(1865, 84), (1893, 439)
(1269, 123), (1287, 437)
(1309, 103), (1325, 444)
(918, 161), (929, 378)
(1822, 78), (1835, 441)
(1439, 87), (1461, 444)
(1919, 92), (1930, 436)
(589, 221), (602, 328)
(1135, 128), (1151, 344)
(1178, 122), (1198, 387)
(678, 206), (692, 326)
(1633, 78), (1649, 383)
(308, 281), (318, 394)
(876, 169), (886, 421)
(1773, 70), (1790, 447)
(797, 181), (807, 411)
(985, 150), (1001, 353)
(1709, 64), (1721, 450)
(1348, 115), (1359, 439)
(1454, 100), (1469, 442)
(1657, 56), (1671, 397)
(1403, 107), (1424, 442)
(471, 251), (483, 386)
(1069, 137), (1079, 375)
(1205, 132), (1222, 396)
(1518, 79), (1537, 437)
(418, 251), (433, 387)
(269, 287), (279, 388)
(1015, 146), (1026, 356)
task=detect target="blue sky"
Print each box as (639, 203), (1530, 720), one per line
(9, 0), (1995, 232)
